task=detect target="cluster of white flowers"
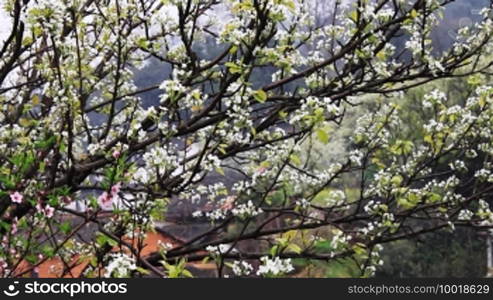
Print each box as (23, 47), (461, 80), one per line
(87, 142), (106, 156)
(295, 198), (310, 210)
(132, 167), (151, 184)
(231, 200), (263, 218)
(204, 209), (228, 221)
(203, 154), (223, 173)
(330, 229), (352, 251)
(218, 19), (248, 45)
(205, 244), (237, 255)
(351, 104), (397, 148)
(143, 146), (178, 174)
(256, 256), (294, 277)
(349, 149), (365, 167)
(159, 79), (187, 104)
(477, 200), (493, 222)
(231, 261), (254, 276)
(329, 191), (347, 208)
(104, 253), (137, 278)
(364, 201), (388, 216)
(475, 169), (493, 182)
(289, 96), (340, 126)
(449, 160), (468, 173)
(458, 209), (474, 221)
(363, 247), (385, 277)
(466, 149), (478, 159)
(189, 184), (242, 221)
(157, 240), (174, 253)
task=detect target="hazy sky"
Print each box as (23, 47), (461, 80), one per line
(0, 10), (8, 44)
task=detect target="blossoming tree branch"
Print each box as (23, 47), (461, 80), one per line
(0, 0), (493, 278)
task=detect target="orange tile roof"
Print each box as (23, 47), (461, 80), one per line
(12, 229), (215, 278)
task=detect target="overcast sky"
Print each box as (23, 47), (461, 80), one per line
(0, 9), (8, 44)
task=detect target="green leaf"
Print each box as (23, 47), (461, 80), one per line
(182, 269), (193, 278)
(390, 140), (414, 155)
(352, 243), (367, 257)
(253, 89), (268, 103)
(397, 197), (416, 210)
(479, 95), (487, 108)
(215, 167), (225, 176)
(284, 0), (296, 11)
(287, 244), (302, 254)
(316, 128), (330, 144)
(289, 154), (302, 166)
(349, 10), (358, 22)
(32, 94), (40, 105)
(225, 62), (242, 74)
(59, 222), (72, 234)
(136, 37), (149, 49)
(376, 50), (386, 60)
(424, 135), (434, 145)
(279, 110), (288, 119)
(410, 9), (418, 19)
(42, 245), (55, 258)
(136, 267), (151, 275)
(426, 192), (442, 204)
(229, 45), (238, 54)
(467, 74), (482, 87)
(390, 175), (403, 186)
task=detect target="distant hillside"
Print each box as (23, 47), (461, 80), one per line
(133, 0), (492, 106)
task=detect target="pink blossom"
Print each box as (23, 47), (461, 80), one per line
(10, 218), (18, 234)
(110, 183), (121, 197)
(256, 167), (267, 175)
(61, 196), (72, 204)
(36, 202), (43, 213)
(44, 205), (55, 218)
(98, 183), (122, 210)
(0, 260), (6, 276)
(220, 196), (236, 211)
(112, 150), (121, 159)
(10, 192), (23, 204)
(98, 192), (113, 210)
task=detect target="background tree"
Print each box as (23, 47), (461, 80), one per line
(0, 0), (493, 278)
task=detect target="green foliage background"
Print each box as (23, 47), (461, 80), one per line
(377, 228), (486, 277)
